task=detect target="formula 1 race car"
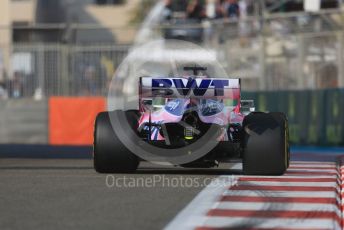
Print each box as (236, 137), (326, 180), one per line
(94, 66), (290, 175)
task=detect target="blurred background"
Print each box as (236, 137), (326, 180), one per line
(0, 0), (343, 149)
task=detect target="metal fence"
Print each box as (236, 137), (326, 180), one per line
(0, 9), (344, 97)
(220, 31), (344, 91)
(210, 9), (344, 91)
(0, 44), (129, 98)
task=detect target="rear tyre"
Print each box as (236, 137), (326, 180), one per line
(242, 112), (289, 175)
(270, 112), (290, 168)
(94, 110), (139, 173)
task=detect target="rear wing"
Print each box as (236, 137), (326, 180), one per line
(139, 77), (241, 111)
(139, 77), (240, 99)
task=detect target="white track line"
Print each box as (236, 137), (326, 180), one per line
(214, 202), (342, 217)
(200, 216), (341, 230)
(237, 181), (338, 187)
(223, 190), (340, 199)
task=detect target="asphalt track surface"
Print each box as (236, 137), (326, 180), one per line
(1, 148), (344, 230)
(0, 159), (235, 230)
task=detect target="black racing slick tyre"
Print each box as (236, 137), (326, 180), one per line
(93, 110), (139, 173)
(270, 112), (290, 168)
(242, 112), (289, 175)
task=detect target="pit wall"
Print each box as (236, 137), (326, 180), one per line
(0, 88), (343, 146)
(0, 99), (48, 144)
(0, 97), (105, 145)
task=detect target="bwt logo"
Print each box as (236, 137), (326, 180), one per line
(152, 78), (229, 97)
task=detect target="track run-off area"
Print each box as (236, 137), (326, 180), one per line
(1, 147), (344, 230)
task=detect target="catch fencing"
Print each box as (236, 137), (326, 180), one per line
(0, 9), (343, 97)
(0, 44), (129, 98)
(210, 9), (344, 91)
(3, 33), (343, 96)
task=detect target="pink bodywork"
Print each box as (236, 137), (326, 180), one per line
(138, 99), (244, 141)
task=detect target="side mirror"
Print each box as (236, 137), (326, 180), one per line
(240, 100), (255, 115)
(142, 99), (153, 111)
(142, 99), (152, 106)
(141, 98), (166, 111)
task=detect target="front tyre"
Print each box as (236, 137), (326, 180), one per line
(93, 111), (139, 173)
(242, 112), (289, 175)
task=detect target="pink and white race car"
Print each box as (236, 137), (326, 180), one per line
(94, 67), (290, 175)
